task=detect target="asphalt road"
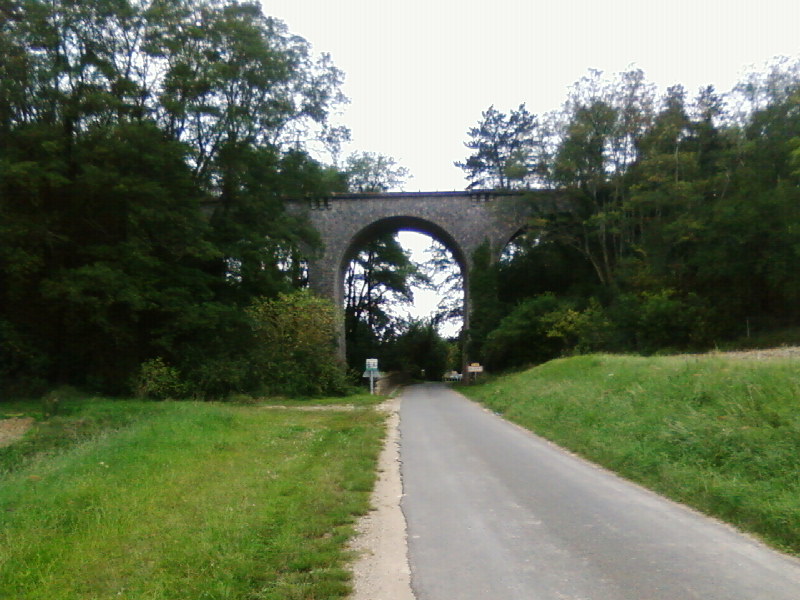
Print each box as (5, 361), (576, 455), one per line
(399, 383), (800, 600)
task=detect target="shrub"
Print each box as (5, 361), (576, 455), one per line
(387, 320), (450, 380)
(483, 294), (565, 370)
(135, 358), (189, 400)
(543, 297), (613, 353)
(184, 356), (253, 399)
(634, 291), (717, 352)
(40, 385), (83, 417)
(248, 290), (350, 396)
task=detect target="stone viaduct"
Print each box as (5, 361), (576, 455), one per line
(286, 189), (563, 361)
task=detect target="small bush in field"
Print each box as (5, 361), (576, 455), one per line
(136, 358), (188, 399)
(40, 385), (81, 417)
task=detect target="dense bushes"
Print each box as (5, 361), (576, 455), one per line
(384, 320), (450, 380)
(130, 291), (351, 399)
(483, 295), (564, 370)
(247, 291), (351, 397)
(136, 358), (190, 400)
(477, 289), (723, 372)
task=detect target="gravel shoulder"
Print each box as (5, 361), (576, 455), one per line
(348, 396), (414, 600)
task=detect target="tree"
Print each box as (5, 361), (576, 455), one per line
(461, 63), (800, 370)
(482, 294), (565, 370)
(689, 62), (800, 327)
(344, 232), (426, 369)
(344, 151), (410, 192)
(1, 119), (217, 391)
(465, 243), (504, 363)
(147, 0), (346, 182)
(541, 69), (656, 288)
(418, 239), (464, 333)
(0, 0), (349, 395)
(455, 104), (539, 189)
(384, 319), (449, 380)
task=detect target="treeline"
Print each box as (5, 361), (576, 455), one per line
(0, 0), (353, 397)
(462, 63), (800, 371)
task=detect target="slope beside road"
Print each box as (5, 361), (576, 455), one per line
(399, 383), (800, 600)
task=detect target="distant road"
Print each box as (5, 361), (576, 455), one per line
(399, 383), (800, 599)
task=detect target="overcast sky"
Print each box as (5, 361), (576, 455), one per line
(263, 0), (800, 191)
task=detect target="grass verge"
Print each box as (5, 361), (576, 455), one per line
(461, 353), (800, 554)
(0, 398), (384, 599)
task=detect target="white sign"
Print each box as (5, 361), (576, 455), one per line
(364, 359), (379, 395)
(467, 364), (484, 373)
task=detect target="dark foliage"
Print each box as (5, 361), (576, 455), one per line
(0, 0), (348, 397)
(464, 64), (800, 371)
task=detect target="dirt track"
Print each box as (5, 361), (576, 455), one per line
(705, 346), (800, 359)
(0, 417), (34, 448)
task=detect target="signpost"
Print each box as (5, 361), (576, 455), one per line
(467, 362), (483, 383)
(363, 358), (379, 395)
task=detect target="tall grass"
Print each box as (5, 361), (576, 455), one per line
(463, 354), (800, 554)
(0, 399), (384, 599)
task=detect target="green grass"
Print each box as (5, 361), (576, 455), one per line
(462, 353), (800, 554)
(253, 392), (384, 408)
(0, 398), (385, 599)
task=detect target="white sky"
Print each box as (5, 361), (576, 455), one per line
(398, 231), (461, 337)
(263, 0), (800, 191)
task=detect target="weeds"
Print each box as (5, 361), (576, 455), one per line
(0, 399), (384, 599)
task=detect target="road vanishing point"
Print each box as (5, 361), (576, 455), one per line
(399, 383), (800, 599)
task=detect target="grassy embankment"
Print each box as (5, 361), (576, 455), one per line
(0, 394), (385, 599)
(462, 353), (800, 554)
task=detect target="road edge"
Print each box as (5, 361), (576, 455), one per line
(348, 396), (415, 599)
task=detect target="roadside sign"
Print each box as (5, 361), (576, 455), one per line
(364, 359), (379, 395)
(467, 364), (484, 373)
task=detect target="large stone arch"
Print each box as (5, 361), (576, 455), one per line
(285, 190), (563, 362)
(338, 216), (468, 301)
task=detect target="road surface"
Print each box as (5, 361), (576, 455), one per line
(399, 383), (800, 599)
